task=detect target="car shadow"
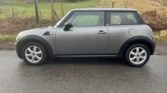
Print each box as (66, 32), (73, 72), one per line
(47, 57), (126, 66)
(18, 57), (128, 68)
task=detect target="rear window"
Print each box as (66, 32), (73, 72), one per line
(107, 12), (145, 25)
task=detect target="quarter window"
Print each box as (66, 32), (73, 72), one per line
(108, 12), (144, 25)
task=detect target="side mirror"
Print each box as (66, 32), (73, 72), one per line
(64, 23), (73, 31)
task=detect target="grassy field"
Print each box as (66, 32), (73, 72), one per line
(0, 0), (98, 42)
(0, 0), (98, 19)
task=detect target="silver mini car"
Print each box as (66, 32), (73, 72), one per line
(15, 8), (155, 67)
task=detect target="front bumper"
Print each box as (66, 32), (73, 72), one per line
(15, 41), (23, 59)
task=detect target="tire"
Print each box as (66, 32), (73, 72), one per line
(22, 42), (47, 65)
(125, 44), (150, 67)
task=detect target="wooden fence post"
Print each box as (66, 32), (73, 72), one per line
(51, 0), (59, 25)
(112, 2), (115, 8)
(61, 0), (64, 17)
(34, 0), (39, 24)
(124, 0), (129, 8)
(11, 7), (15, 18)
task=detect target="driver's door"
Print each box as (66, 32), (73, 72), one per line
(55, 11), (109, 55)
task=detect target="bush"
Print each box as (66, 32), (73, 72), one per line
(0, 17), (51, 34)
(142, 10), (167, 31)
(162, 0), (167, 6)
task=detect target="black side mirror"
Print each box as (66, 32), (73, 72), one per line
(64, 23), (73, 31)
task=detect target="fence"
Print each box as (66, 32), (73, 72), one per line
(0, 0), (130, 21)
(0, 0), (167, 35)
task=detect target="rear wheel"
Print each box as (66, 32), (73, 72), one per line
(125, 44), (150, 67)
(22, 42), (47, 65)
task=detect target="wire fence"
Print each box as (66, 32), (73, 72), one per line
(0, 0), (166, 35)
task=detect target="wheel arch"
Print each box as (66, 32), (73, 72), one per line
(119, 36), (155, 57)
(16, 35), (53, 59)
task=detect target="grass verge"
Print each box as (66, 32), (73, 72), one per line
(0, 34), (16, 43)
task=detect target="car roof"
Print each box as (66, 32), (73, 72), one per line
(71, 8), (137, 12)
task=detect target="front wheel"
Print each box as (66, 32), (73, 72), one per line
(125, 44), (150, 67)
(22, 42), (47, 65)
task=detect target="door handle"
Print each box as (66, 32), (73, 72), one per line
(98, 30), (106, 34)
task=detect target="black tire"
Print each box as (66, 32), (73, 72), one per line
(125, 44), (150, 67)
(22, 42), (47, 65)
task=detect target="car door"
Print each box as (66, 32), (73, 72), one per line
(55, 11), (109, 55)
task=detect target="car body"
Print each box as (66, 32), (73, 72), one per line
(15, 8), (155, 67)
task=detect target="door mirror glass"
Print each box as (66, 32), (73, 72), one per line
(64, 23), (73, 31)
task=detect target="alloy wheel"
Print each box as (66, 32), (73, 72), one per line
(129, 47), (147, 65)
(24, 45), (43, 64)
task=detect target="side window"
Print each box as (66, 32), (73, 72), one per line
(108, 12), (144, 25)
(126, 13), (138, 24)
(66, 12), (104, 27)
(110, 14), (122, 25)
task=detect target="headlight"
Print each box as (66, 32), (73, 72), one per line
(16, 32), (24, 41)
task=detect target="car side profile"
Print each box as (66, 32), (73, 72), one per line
(15, 8), (155, 67)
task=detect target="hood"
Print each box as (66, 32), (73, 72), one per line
(21, 26), (53, 36)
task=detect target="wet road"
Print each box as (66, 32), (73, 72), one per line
(0, 50), (167, 93)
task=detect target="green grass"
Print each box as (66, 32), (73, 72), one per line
(0, 0), (97, 42)
(0, 34), (16, 42)
(0, 0), (97, 19)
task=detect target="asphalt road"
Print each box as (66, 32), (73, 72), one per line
(0, 50), (167, 93)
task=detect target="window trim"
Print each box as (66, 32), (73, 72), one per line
(105, 11), (145, 26)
